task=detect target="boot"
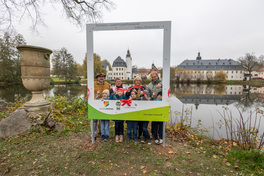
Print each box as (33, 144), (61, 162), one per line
(115, 135), (119, 142)
(119, 135), (123, 142)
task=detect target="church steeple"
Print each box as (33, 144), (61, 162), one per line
(126, 49), (132, 80)
(196, 52), (202, 60)
(126, 49), (131, 58)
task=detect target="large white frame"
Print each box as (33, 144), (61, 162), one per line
(86, 21), (171, 144)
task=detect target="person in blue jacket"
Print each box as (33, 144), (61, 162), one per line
(110, 89), (126, 142)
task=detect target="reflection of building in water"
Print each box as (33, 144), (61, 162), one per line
(247, 86), (264, 103)
(250, 86), (264, 94)
(174, 84), (243, 95)
(175, 84), (243, 109)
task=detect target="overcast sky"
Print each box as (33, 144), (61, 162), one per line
(15, 0), (264, 68)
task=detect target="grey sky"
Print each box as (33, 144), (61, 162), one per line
(16, 0), (264, 68)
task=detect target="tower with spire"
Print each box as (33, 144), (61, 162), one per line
(196, 52), (202, 60)
(126, 49), (132, 80)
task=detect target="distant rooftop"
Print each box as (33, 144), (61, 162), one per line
(177, 52), (244, 71)
(112, 56), (127, 67)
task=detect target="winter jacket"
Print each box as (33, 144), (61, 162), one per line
(147, 79), (162, 100)
(94, 81), (110, 99)
(110, 84), (126, 95)
(109, 94), (127, 100)
(126, 86), (147, 100)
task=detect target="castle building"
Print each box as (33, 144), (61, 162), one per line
(176, 52), (245, 81)
(106, 50), (132, 80)
(106, 50), (161, 80)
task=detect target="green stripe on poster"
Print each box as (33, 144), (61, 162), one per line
(88, 104), (169, 122)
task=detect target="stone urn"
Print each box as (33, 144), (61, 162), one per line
(17, 45), (52, 107)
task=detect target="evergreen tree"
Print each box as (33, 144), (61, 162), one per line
(52, 47), (77, 84)
(0, 32), (26, 83)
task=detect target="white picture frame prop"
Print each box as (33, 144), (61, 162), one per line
(86, 21), (171, 144)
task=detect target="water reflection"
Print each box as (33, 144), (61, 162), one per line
(170, 84), (264, 111)
(0, 85), (31, 102)
(173, 84), (242, 109)
(44, 85), (86, 98)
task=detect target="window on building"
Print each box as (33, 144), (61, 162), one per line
(231, 76), (233, 78)
(116, 68), (118, 71)
(232, 71), (233, 73)
(236, 71), (238, 73)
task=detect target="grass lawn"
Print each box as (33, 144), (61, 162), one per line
(0, 117), (245, 176)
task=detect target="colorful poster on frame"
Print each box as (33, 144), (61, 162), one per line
(86, 21), (171, 122)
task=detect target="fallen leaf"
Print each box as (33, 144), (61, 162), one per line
(143, 170), (147, 174)
(234, 166), (239, 169)
(213, 155), (217, 159)
(168, 151), (174, 154)
(226, 162), (231, 166)
(200, 163), (204, 166)
(186, 152), (191, 154)
(233, 142), (238, 147)
(140, 166), (145, 169)
(3, 167), (11, 174)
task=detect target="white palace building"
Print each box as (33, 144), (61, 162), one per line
(106, 50), (160, 80)
(176, 52), (245, 81)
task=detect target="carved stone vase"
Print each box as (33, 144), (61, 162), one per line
(17, 45), (52, 107)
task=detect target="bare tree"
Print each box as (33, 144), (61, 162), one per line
(0, 0), (114, 33)
(238, 53), (262, 80)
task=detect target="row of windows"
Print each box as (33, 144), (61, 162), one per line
(187, 62), (233, 66)
(113, 72), (123, 75)
(116, 68), (124, 71)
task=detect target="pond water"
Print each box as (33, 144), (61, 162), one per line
(1, 83), (264, 140)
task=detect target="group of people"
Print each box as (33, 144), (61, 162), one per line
(93, 71), (163, 145)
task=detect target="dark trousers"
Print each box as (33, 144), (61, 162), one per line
(142, 121), (150, 140)
(153, 122), (163, 140)
(127, 121), (138, 139)
(115, 121), (124, 135)
(138, 121), (143, 138)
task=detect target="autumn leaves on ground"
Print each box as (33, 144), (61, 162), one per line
(1, 128), (239, 176)
(0, 96), (263, 175)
